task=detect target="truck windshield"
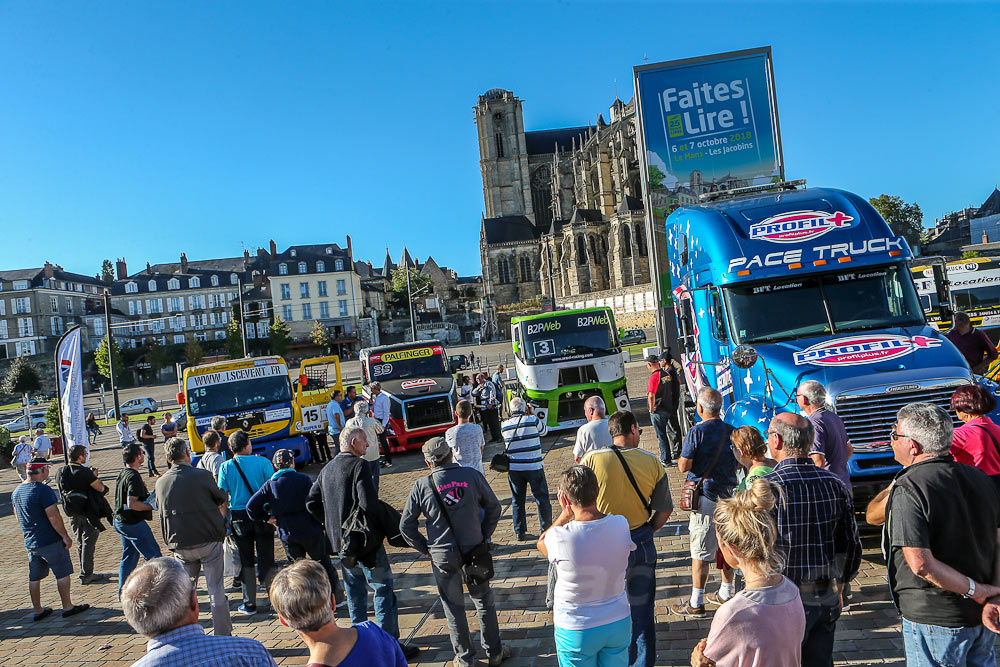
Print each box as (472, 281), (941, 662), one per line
(187, 376), (293, 416)
(725, 265), (925, 344)
(521, 311), (617, 364)
(369, 346), (448, 381)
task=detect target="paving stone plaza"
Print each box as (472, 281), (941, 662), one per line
(0, 363), (910, 665)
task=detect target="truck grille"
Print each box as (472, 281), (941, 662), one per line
(557, 388), (604, 422)
(404, 396), (453, 430)
(835, 381), (967, 451)
(558, 365), (599, 386)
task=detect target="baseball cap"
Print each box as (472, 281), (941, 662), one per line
(422, 437), (451, 465)
(26, 457), (49, 473)
(272, 449), (296, 469)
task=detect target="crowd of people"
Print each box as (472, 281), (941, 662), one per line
(12, 360), (1000, 667)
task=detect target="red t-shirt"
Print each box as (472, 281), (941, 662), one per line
(952, 416), (1000, 476)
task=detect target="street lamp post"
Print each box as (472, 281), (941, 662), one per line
(102, 290), (121, 420)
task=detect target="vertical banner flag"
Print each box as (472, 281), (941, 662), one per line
(56, 326), (86, 449)
(634, 47), (783, 214)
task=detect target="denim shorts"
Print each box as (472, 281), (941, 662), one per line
(28, 540), (73, 581)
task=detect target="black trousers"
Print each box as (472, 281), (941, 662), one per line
(141, 441), (159, 475)
(230, 510), (275, 608)
(284, 533), (341, 594)
(378, 430), (392, 464)
(481, 408), (502, 443)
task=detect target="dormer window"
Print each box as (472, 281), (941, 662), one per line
(335, 259), (344, 271)
(189, 277), (201, 288)
(125, 282), (138, 294)
(168, 278), (180, 290)
(210, 275), (219, 287)
(148, 280), (157, 292)
(279, 263), (288, 275)
(325, 247), (333, 254)
(298, 261), (307, 274)
(290, 249), (297, 257)
(230, 273), (239, 285)
(316, 261), (325, 273)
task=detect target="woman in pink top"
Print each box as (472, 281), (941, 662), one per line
(950, 384), (1000, 475)
(690, 479), (805, 667)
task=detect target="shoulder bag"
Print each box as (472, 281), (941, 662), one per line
(610, 446), (653, 524)
(490, 414), (523, 473)
(679, 427), (728, 512)
(427, 472), (494, 586)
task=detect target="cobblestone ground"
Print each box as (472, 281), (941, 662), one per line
(0, 363), (908, 666)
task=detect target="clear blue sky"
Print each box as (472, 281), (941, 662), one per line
(2, 2), (997, 277)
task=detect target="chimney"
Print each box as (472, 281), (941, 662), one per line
(43, 261), (55, 279)
(180, 253), (189, 274)
(269, 239), (277, 256)
(146, 261), (151, 272)
(253, 270), (263, 288)
(346, 235), (354, 264)
(116, 258), (128, 280)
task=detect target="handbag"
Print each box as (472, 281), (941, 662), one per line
(610, 446), (653, 524)
(427, 472), (494, 586)
(231, 458), (271, 535)
(970, 424), (1000, 494)
(679, 427), (728, 512)
(340, 461), (382, 568)
(490, 415), (523, 473)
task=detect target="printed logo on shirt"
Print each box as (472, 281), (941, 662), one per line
(437, 480), (468, 506)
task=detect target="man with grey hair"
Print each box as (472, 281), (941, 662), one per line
(886, 402), (1000, 665)
(270, 559), (405, 666)
(401, 437), (508, 666)
(122, 557), (276, 666)
(344, 398), (384, 490)
(764, 411), (861, 667)
(502, 396), (551, 541)
(796, 380), (853, 489)
(210, 415), (231, 459)
(306, 424), (419, 661)
(369, 381), (393, 467)
(573, 395), (613, 462)
(672, 387), (738, 617)
(155, 437), (231, 636)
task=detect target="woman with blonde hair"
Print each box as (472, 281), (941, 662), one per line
(691, 479), (805, 667)
(730, 425), (776, 491)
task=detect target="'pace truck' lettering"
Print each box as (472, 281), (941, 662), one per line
(727, 237), (905, 274)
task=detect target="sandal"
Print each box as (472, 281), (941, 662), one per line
(62, 604), (90, 618)
(33, 607), (52, 622)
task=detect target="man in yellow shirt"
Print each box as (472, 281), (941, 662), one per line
(581, 410), (672, 667)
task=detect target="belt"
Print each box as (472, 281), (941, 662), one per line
(798, 579), (835, 595)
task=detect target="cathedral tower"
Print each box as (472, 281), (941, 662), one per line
(474, 89), (534, 221)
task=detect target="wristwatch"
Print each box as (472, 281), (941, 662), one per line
(964, 578), (977, 599)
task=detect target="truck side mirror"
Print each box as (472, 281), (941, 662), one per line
(932, 264), (953, 323)
(732, 345), (758, 369)
(512, 341), (520, 355)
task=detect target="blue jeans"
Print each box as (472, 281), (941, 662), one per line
(650, 411), (679, 464)
(903, 618), (996, 667)
(554, 616), (631, 667)
(626, 524), (657, 667)
(801, 597), (841, 667)
(369, 459), (381, 495)
(113, 519), (162, 599)
(508, 468), (553, 537)
(342, 545), (400, 638)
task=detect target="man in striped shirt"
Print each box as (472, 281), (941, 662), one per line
(502, 397), (552, 541)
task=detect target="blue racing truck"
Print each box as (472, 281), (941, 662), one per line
(666, 182), (1000, 506)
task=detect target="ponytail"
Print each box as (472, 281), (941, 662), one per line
(713, 478), (784, 575)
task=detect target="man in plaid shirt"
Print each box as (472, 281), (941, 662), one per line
(764, 412), (861, 667)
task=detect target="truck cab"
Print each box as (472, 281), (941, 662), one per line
(666, 184), (995, 505)
(359, 340), (457, 452)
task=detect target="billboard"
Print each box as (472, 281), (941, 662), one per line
(634, 47), (783, 214)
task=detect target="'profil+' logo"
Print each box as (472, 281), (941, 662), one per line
(749, 210), (854, 244)
(793, 335), (942, 367)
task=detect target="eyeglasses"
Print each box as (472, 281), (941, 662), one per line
(890, 429), (920, 446)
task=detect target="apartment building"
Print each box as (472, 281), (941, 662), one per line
(0, 262), (110, 358)
(266, 239), (364, 345)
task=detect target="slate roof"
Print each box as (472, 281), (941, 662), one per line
(617, 195), (644, 213)
(141, 256), (249, 276)
(525, 126), (590, 155)
(0, 266), (105, 289)
(482, 215), (542, 244)
(569, 209), (604, 225)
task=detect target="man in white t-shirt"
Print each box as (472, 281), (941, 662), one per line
(444, 400), (486, 476)
(538, 465), (634, 665)
(573, 396), (614, 462)
(32, 428), (52, 460)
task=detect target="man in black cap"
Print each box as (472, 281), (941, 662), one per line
(659, 350), (684, 462)
(646, 352), (677, 465)
(400, 437), (508, 666)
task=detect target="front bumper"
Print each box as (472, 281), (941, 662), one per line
(386, 417), (454, 453)
(191, 434), (311, 467)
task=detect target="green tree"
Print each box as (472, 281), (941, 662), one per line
(869, 194), (923, 249)
(44, 399), (61, 437)
(185, 338), (205, 366)
(1, 356), (42, 396)
(96, 259), (114, 286)
(225, 319), (244, 359)
(309, 320), (331, 351)
(390, 266), (432, 294)
(962, 250), (982, 259)
(647, 164), (666, 189)
(95, 334), (125, 382)
(269, 317), (292, 356)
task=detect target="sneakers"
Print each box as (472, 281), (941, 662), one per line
(669, 601), (706, 618)
(399, 643), (420, 661)
(488, 645), (512, 666)
(704, 592), (732, 607)
(237, 604), (257, 617)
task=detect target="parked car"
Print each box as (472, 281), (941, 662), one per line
(1, 411), (47, 433)
(448, 354), (470, 372)
(172, 407), (187, 430)
(619, 328), (647, 345)
(107, 397), (159, 419)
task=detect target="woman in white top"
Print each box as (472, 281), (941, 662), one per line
(538, 465), (634, 667)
